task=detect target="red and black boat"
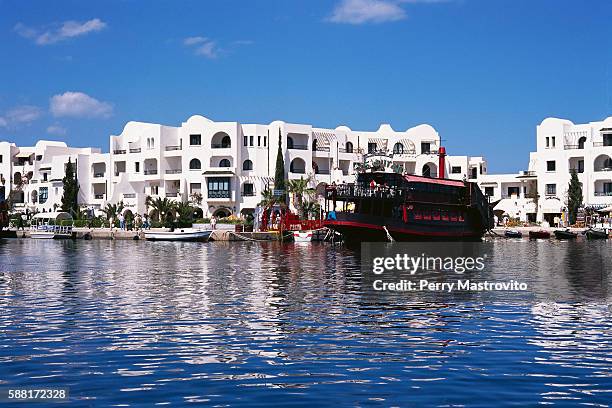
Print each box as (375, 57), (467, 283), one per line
(322, 150), (492, 243)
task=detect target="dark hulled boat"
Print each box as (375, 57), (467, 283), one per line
(529, 230), (551, 239)
(554, 229), (577, 240)
(586, 228), (608, 240)
(322, 172), (492, 243)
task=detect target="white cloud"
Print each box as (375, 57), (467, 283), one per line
(15, 18), (107, 45)
(47, 124), (67, 136)
(0, 105), (43, 128)
(328, 0), (406, 24)
(50, 92), (113, 118)
(183, 36), (219, 59)
(327, 0), (450, 24)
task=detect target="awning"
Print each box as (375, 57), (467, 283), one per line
(203, 170), (235, 175)
(15, 152), (34, 158)
(33, 211), (72, 221)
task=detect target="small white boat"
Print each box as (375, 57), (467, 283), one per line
(292, 230), (313, 242)
(144, 228), (213, 242)
(30, 212), (74, 239)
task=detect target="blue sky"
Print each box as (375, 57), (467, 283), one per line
(0, 0), (611, 173)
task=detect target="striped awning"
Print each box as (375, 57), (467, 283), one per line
(313, 131), (336, 147)
(368, 138), (388, 150)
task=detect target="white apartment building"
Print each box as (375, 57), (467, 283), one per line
(1, 114), (488, 218)
(478, 116), (612, 225)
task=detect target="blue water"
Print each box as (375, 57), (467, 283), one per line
(0, 239), (611, 407)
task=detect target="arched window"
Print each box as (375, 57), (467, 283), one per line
(219, 159), (231, 167)
(345, 142), (353, 153)
(287, 136), (294, 149)
(422, 164), (432, 178)
(242, 159), (253, 171)
(221, 136), (231, 148)
(578, 136), (587, 149)
(605, 157), (612, 169)
(393, 143), (404, 154)
(189, 158), (201, 170)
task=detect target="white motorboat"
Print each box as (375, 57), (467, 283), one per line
(30, 212), (74, 239)
(144, 228), (213, 242)
(292, 230), (313, 242)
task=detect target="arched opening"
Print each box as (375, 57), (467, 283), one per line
(219, 159), (231, 167)
(189, 158), (201, 170)
(13, 172), (21, 185)
(290, 158), (306, 174)
(31, 190), (38, 203)
(345, 141), (353, 153)
(287, 136), (294, 149)
(242, 159), (253, 171)
(315, 182), (327, 198)
(578, 136), (587, 149)
(393, 142), (404, 154)
(213, 207), (231, 218)
(594, 154), (612, 171)
(193, 207), (203, 219)
(211, 132), (232, 148)
(422, 163), (437, 178)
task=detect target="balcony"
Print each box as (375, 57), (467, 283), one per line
(288, 144), (308, 150)
(290, 169), (306, 174)
(94, 194), (104, 199)
(315, 146), (330, 152)
(113, 149), (126, 155)
(166, 192), (178, 198)
(595, 192), (612, 196)
(129, 148), (142, 153)
(564, 144), (584, 150)
(315, 169), (331, 175)
(165, 169), (182, 174)
(144, 169), (158, 175)
(94, 173), (105, 178)
(211, 143), (231, 149)
(242, 191), (256, 197)
(124, 193), (136, 198)
(165, 145), (182, 151)
(208, 190), (230, 199)
(517, 171), (536, 178)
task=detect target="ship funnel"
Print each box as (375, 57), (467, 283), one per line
(438, 146), (446, 179)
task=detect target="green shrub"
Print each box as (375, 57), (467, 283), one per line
(194, 218), (211, 224)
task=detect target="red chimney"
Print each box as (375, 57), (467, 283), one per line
(438, 146), (446, 179)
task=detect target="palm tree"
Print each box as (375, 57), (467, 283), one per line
(300, 200), (321, 220)
(258, 188), (278, 209)
(148, 197), (176, 222)
(287, 176), (315, 218)
(101, 201), (124, 228)
(175, 201), (195, 226)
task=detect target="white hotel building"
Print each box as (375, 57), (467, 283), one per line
(477, 116), (612, 225)
(0, 114), (487, 218)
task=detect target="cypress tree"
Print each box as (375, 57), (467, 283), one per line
(567, 168), (582, 225)
(274, 128), (286, 193)
(61, 158), (80, 216)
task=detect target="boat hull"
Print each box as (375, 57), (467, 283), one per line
(324, 219), (483, 243)
(144, 229), (213, 242)
(504, 230), (522, 238)
(30, 232), (73, 239)
(554, 230), (577, 239)
(529, 231), (551, 239)
(586, 229), (608, 240)
(292, 231), (313, 242)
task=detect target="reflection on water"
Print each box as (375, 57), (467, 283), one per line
(0, 239), (611, 406)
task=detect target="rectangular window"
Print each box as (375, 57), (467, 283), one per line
(43, 173), (47, 181)
(258, 136), (261, 146)
(552, 136), (556, 147)
(249, 136), (254, 146)
(604, 183), (612, 194)
(135, 162), (140, 173)
(190, 183), (201, 194)
(264, 136), (267, 147)
(151, 185), (159, 195)
(368, 142), (377, 153)
(577, 160), (584, 173)
(546, 160), (556, 171)
(546, 137), (549, 147)
(421, 142), (431, 154)
(207, 177), (231, 198)
(190, 134), (201, 146)
(0, 155), (2, 163)
(244, 136), (248, 146)
(507, 187), (520, 196)
(39, 187), (48, 204)
(484, 187), (494, 196)
(451, 166), (461, 174)
(604, 134), (612, 146)
(243, 183), (254, 196)
(546, 184), (556, 196)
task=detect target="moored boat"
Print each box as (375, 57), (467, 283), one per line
(586, 228), (608, 240)
(30, 212), (74, 239)
(292, 230), (313, 242)
(322, 163), (492, 243)
(504, 230), (522, 238)
(144, 228), (212, 242)
(529, 230), (551, 239)
(554, 229), (577, 240)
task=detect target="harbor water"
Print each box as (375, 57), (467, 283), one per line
(1, 239), (612, 406)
